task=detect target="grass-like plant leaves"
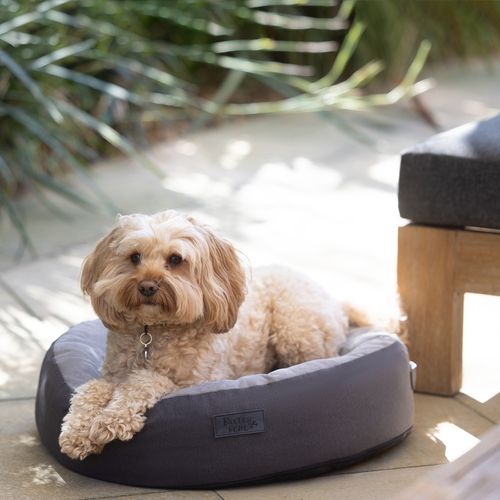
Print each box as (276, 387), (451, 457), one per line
(0, 0), (444, 254)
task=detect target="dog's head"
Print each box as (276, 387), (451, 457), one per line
(81, 210), (246, 333)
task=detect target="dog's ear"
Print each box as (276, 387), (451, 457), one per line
(81, 226), (121, 295)
(81, 225), (128, 331)
(89, 293), (127, 332)
(194, 223), (246, 333)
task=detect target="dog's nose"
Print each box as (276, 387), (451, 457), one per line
(138, 281), (159, 297)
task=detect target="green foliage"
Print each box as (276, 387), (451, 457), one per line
(355, 0), (500, 83)
(0, 0), (430, 252)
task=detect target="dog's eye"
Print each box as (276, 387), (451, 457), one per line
(167, 254), (182, 267)
(130, 252), (141, 265)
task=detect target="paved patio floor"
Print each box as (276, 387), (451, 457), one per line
(1, 59), (500, 499)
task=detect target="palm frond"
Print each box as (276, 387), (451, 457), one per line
(0, 0), (452, 254)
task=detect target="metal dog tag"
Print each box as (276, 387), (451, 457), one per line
(139, 326), (152, 364)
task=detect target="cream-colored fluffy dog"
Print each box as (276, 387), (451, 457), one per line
(59, 210), (359, 460)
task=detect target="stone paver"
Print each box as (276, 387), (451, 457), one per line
(1, 243), (95, 326)
(0, 59), (499, 499)
(0, 286), (68, 399)
(343, 394), (493, 474)
(111, 493), (222, 499)
(0, 400), (158, 500)
(217, 465), (438, 500)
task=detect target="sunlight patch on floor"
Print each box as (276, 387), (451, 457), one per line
(23, 464), (66, 487)
(17, 433), (39, 447)
(462, 293), (500, 403)
(368, 155), (400, 187)
(240, 158), (344, 195)
(220, 139), (252, 169)
(426, 422), (480, 462)
(162, 172), (232, 198)
(173, 139), (198, 156)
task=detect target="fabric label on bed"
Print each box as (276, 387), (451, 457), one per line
(213, 410), (265, 438)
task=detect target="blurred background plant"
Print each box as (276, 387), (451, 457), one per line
(1, 0), (500, 252)
(355, 0), (500, 85)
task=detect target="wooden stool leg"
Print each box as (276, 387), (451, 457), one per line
(398, 225), (464, 395)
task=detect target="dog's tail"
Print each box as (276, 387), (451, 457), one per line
(342, 299), (408, 344)
(343, 301), (374, 328)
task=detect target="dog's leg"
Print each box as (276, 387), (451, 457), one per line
(59, 378), (115, 460)
(88, 369), (178, 446)
(271, 309), (346, 366)
(265, 269), (348, 366)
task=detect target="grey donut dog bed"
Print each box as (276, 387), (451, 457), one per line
(36, 320), (415, 489)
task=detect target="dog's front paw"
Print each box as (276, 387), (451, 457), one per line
(59, 429), (103, 460)
(89, 411), (145, 445)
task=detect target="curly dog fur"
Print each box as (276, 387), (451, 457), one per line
(59, 210), (363, 460)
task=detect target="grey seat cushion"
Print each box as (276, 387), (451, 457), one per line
(36, 320), (414, 489)
(399, 114), (500, 229)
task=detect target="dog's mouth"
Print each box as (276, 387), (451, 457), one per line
(137, 289), (175, 311)
(120, 280), (177, 315)
(139, 298), (163, 308)
(142, 297), (158, 305)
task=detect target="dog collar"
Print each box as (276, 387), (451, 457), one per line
(139, 325), (153, 363)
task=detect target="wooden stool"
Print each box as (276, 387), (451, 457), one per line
(397, 115), (500, 396)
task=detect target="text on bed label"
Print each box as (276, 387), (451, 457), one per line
(213, 410), (265, 438)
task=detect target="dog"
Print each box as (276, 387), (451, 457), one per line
(59, 210), (368, 460)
